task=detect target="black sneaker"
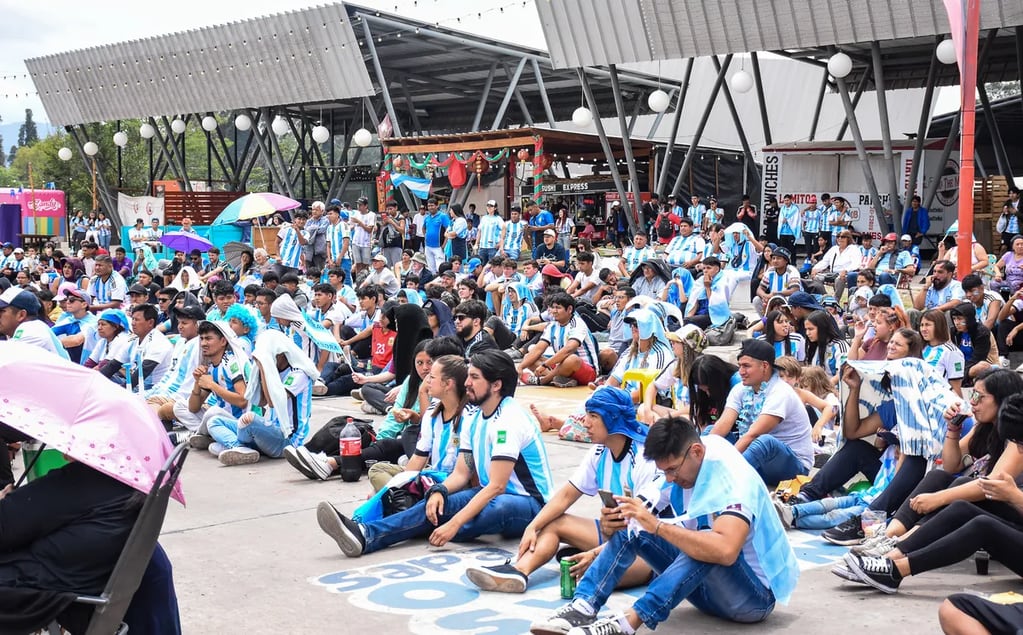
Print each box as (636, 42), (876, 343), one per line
(530, 603), (596, 635)
(822, 516), (864, 546)
(316, 501), (365, 558)
(570, 616), (629, 635)
(846, 554), (902, 594)
(465, 559), (528, 593)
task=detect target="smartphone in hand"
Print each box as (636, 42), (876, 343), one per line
(598, 489), (618, 508)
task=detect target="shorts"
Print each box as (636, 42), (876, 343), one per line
(571, 361), (598, 385)
(353, 245), (373, 265)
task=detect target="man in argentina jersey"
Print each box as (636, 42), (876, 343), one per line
(476, 200), (505, 265)
(517, 292), (601, 386)
(465, 387), (660, 594)
(753, 247), (801, 316)
(87, 255), (127, 313)
(147, 305), (203, 427)
(316, 350), (552, 558)
(498, 206), (529, 261)
(276, 210), (309, 272)
(532, 417), (797, 635)
(174, 321), (251, 449)
(618, 233), (656, 276)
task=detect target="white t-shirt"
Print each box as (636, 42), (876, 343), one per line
(351, 211), (377, 247)
(724, 374), (814, 470)
(89, 331), (134, 365)
(413, 212), (426, 238)
(572, 270), (602, 304)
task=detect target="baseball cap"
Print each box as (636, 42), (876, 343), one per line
(738, 339), (778, 367)
(13, 247), (24, 254)
(883, 232), (898, 242)
(372, 253), (388, 262)
(129, 284), (150, 296)
(772, 247), (792, 263)
(356, 196), (370, 205)
(486, 199), (497, 206)
(173, 305), (206, 321)
(901, 234), (913, 241)
(788, 291), (825, 311)
(466, 257), (482, 270)
(541, 263), (570, 279)
(56, 284), (91, 305)
(1, 242), (12, 249)
(0, 287), (40, 315)
(611, 201), (622, 208)
(510, 205), (522, 212)
(543, 229), (557, 237)
(329, 198), (342, 207)
(440, 270), (456, 279)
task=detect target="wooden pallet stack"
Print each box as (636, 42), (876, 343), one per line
(975, 176), (1011, 251)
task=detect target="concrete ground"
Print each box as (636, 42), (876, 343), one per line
(158, 387), (1019, 635)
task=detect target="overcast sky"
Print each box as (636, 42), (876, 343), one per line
(0, 0), (545, 130)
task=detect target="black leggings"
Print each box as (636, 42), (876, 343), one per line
(891, 468), (961, 529)
(867, 455), (929, 516)
(799, 440), (881, 502)
(900, 500), (1023, 577)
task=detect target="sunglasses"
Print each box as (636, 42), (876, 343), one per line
(454, 314), (469, 321)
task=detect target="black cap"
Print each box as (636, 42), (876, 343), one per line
(772, 247), (792, 263)
(173, 305), (206, 321)
(738, 339), (777, 367)
(356, 196), (369, 205)
(128, 284), (149, 295)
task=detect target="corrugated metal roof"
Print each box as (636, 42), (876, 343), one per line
(25, 4), (373, 126)
(536, 0), (1023, 68)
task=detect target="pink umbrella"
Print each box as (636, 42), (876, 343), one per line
(0, 342), (185, 504)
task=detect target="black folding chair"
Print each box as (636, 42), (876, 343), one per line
(50, 442), (189, 635)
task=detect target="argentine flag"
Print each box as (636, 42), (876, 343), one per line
(390, 173), (432, 200)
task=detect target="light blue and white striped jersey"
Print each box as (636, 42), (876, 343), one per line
(277, 225), (303, 268)
(686, 204), (706, 231)
(147, 336), (201, 399)
(460, 397), (553, 503)
(702, 241), (728, 262)
(477, 214), (505, 249)
(664, 234), (704, 266)
(90, 272), (127, 305)
(924, 280), (964, 310)
(568, 440), (662, 497)
(802, 208), (822, 233)
(756, 332), (807, 362)
(502, 302), (535, 334)
(922, 342), (965, 381)
(126, 329), (173, 391)
(818, 204), (834, 233)
(541, 314), (599, 368)
(828, 208), (850, 237)
(622, 246), (656, 272)
(415, 399), (461, 474)
(205, 352), (252, 417)
(277, 368), (312, 446)
(758, 265), (802, 294)
(502, 220), (528, 251)
(705, 206), (721, 226)
(327, 220), (350, 262)
(778, 203), (801, 236)
(609, 340), (675, 392)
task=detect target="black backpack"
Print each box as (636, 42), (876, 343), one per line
(656, 214), (674, 239)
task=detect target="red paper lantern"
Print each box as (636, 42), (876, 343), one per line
(516, 148), (530, 162)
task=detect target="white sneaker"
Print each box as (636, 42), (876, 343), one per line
(851, 534), (899, 558)
(219, 446), (260, 466)
(312, 380), (328, 396)
(999, 356), (1010, 369)
(297, 446), (333, 480)
(208, 442), (226, 458)
(1015, 361), (1023, 374)
(361, 401), (385, 415)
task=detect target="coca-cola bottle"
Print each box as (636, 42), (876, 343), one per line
(339, 417), (363, 482)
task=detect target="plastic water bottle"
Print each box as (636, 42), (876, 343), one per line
(339, 417), (363, 482)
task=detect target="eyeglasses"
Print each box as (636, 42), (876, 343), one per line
(663, 444), (694, 478)
(157, 298), (171, 303)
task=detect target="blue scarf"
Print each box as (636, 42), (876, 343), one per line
(584, 386), (648, 442)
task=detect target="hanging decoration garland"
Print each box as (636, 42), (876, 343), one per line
(406, 153), (434, 171)
(481, 148), (509, 163)
(532, 136), (545, 204)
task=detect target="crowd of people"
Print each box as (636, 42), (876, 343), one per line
(2, 186), (1022, 634)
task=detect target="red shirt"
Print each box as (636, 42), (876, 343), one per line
(371, 324), (396, 369)
(654, 212), (682, 244)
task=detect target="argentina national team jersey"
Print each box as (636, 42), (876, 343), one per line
(623, 246), (655, 272)
(569, 440), (662, 498)
(90, 272), (127, 305)
(610, 340), (675, 391)
(279, 368), (312, 445)
(922, 342), (965, 380)
(460, 397), (553, 504)
(415, 400), (461, 474)
(802, 208), (821, 233)
(477, 215), (504, 249)
(759, 266), (801, 294)
(541, 315), (600, 368)
(327, 221), (349, 261)
(277, 225), (302, 268)
(502, 303), (534, 333)
(206, 353), (252, 417)
(818, 204), (833, 233)
(146, 337), (200, 399)
(502, 221), (526, 250)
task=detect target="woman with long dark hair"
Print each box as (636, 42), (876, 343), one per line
(749, 242), (775, 302)
(360, 304), (434, 415)
(756, 309), (806, 362)
(686, 354), (740, 432)
(804, 309), (849, 381)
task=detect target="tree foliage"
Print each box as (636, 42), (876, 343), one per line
(18, 108), (39, 147)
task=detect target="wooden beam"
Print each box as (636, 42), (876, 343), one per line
(386, 135), (537, 154)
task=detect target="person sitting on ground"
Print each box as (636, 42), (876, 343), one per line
(83, 309), (133, 379)
(206, 329), (318, 466)
(630, 260), (667, 299)
(567, 251), (601, 304)
(804, 309), (850, 384)
(683, 257), (732, 330)
(756, 310), (806, 362)
(529, 415), (798, 635)
(174, 320), (251, 449)
(913, 259), (965, 312)
(940, 589), (1023, 634)
(360, 253), (400, 297)
(638, 325), (709, 423)
(961, 273), (1003, 332)
(950, 301), (996, 383)
(618, 233), (656, 276)
(358, 303), (432, 416)
(753, 247), (800, 316)
(708, 339), (814, 485)
(517, 292), (601, 388)
(838, 391), (1023, 595)
(848, 306), (907, 361)
(51, 287), (98, 363)
(604, 308), (674, 399)
(920, 309), (966, 395)
(465, 387), (658, 594)
(0, 288), (69, 360)
(454, 299), (499, 358)
(146, 305), (204, 429)
(662, 218), (703, 268)
(127, 303), (174, 391)
(316, 350), (554, 558)
(533, 229), (569, 272)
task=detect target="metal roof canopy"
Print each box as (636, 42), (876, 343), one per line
(25, 4), (373, 127)
(929, 94), (1023, 181)
(536, 0), (1023, 88)
(383, 127), (655, 161)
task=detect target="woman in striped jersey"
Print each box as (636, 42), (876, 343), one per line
(464, 386), (658, 594)
(756, 310), (806, 362)
(804, 309), (850, 385)
(606, 308), (674, 400)
(919, 309), (966, 396)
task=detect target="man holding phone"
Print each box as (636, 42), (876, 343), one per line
(465, 387), (659, 594)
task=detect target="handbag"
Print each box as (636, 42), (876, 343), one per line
(381, 472), (439, 516)
(705, 316), (737, 346)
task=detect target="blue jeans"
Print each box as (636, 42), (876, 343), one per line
(340, 258), (353, 284)
(792, 495), (867, 530)
(206, 412), (290, 458)
(477, 247), (498, 265)
(876, 272), (898, 285)
(742, 435), (809, 486)
(575, 530), (775, 629)
(360, 487), (541, 554)
(502, 248), (520, 261)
